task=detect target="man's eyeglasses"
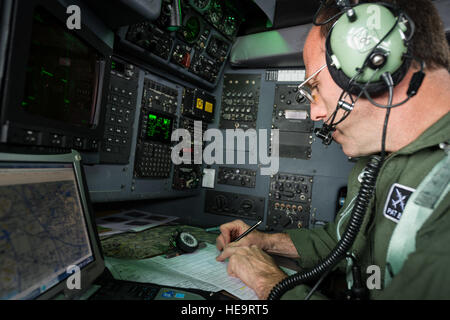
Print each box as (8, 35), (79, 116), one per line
(297, 64), (327, 104)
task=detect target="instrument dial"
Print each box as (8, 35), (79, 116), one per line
(223, 16), (237, 36)
(209, 1), (223, 25)
(190, 0), (211, 11)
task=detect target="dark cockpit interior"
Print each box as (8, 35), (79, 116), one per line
(0, 0), (449, 301)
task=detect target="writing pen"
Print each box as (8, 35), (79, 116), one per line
(233, 220), (262, 243)
(205, 226), (220, 233)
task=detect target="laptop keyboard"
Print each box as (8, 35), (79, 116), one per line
(90, 281), (160, 300)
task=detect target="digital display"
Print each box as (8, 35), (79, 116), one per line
(285, 110), (307, 120)
(111, 60), (125, 74)
(21, 7), (101, 128)
(145, 113), (173, 144)
(0, 164), (94, 299)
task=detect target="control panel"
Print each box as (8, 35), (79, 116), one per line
(189, 0), (242, 40)
(142, 79), (179, 115)
(126, 22), (173, 60)
(134, 137), (173, 179)
(100, 58), (139, 164)
(4, 126), (100, 153)
(206, 35), (230, 62)
(205, 190), (265, 221)
(181, 88), (216, 123)
(217, 167), (256, 188)
(273, 84), (314, 133)
(177, 116), (208, 163)
(219, 74), (261, 130)
(124, 0), (174, 60)
(179, 116), (209, 137)
(134, 82), (177, 178)
(120, 0), (236, 87)
(189, 52), (221, 84)
(273, 84), (314, 160)
(267, 173), (313, 231)
(172, 164), (202, 190)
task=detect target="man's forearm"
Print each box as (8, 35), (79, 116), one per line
(263, 232), (300, 259)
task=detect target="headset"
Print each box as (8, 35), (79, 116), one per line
(313, 0), (425, 147)
(326, 1), (413, 95)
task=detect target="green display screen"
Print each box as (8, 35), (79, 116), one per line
(145, 113), (173, 144)
(21, 7), (101, 128)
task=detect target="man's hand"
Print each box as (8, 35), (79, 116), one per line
(216, 244), (288, 299)
(215, 219), (301, 259)
(216, 219), (267, 251)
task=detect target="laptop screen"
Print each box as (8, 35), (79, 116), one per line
(0, 162), (95, 300)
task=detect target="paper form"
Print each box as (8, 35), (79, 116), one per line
(150, 244), (259, 300)
(105, 257), (221, 292)
(105, 243), (298, 300)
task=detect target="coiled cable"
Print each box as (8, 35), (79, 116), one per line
(268, 155), (383, 300)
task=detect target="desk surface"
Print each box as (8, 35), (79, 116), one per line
(98, 223), (301, 300)
(100, 224), (218, 259)
(100, 223), (301, 273)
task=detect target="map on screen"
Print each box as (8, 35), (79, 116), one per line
(0, 167), (93, 299)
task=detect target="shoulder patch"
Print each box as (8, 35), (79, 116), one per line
(383, 183), (416, 223)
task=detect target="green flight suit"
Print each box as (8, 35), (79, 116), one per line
(282, 111), (450, 300)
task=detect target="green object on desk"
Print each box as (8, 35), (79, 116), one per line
(100, 225), (218, 259)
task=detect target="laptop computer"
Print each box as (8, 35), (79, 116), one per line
(0, 150), (210, 300)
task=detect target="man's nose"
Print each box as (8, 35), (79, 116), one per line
(310, 101), (328, 121)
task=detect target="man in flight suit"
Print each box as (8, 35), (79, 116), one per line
(215, 0), (450, 299)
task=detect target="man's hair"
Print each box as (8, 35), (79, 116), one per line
(316, 0), (450, 70)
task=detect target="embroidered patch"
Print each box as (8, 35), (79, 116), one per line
(383, 183), (416, 223)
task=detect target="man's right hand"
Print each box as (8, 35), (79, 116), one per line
(216, 219), (267, 252)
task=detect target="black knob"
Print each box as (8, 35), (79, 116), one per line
(296, 93), (306, 103)
(280, 216), (293, 228)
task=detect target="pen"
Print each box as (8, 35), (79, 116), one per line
(205, 226), (220, 233)
(233, 220), (262, 243)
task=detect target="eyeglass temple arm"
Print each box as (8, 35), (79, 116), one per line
(298, 64), (328, 88)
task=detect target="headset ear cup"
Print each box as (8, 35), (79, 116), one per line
(325, 44), (359, 94)
(324, 3), (413, 97)
(325, 33), (365, 96)
(325, 31), (412, 97)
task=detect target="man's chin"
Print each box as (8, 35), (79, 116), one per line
(334, 133), (358, 158)
(341, 147), (357, 158)
(340, 143), (369, 158)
